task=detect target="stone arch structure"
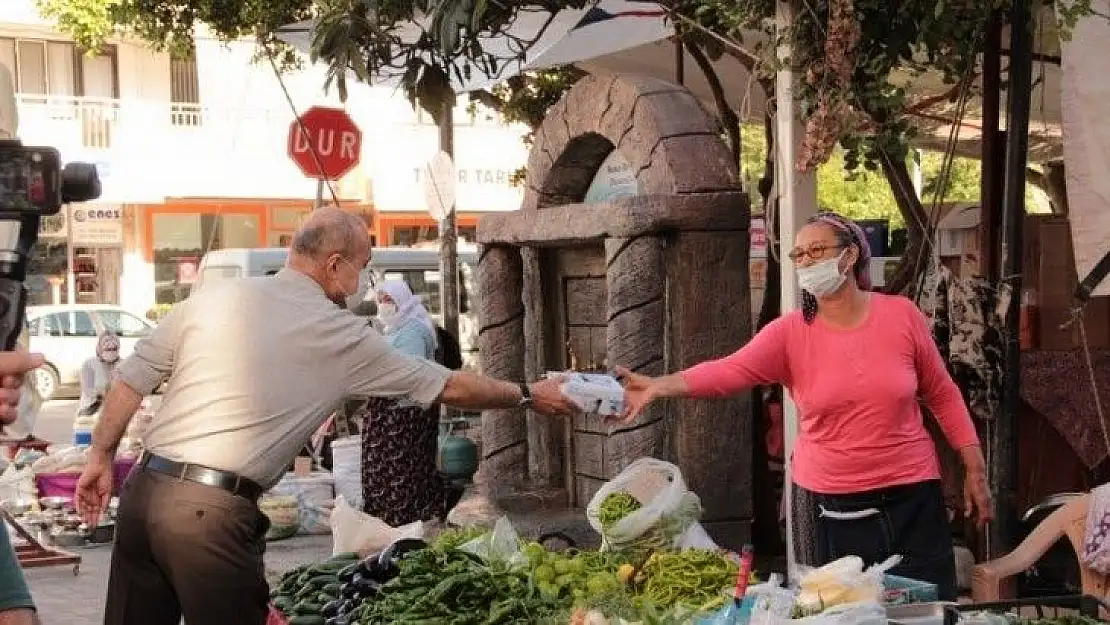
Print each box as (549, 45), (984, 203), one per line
(476, 73), (754, 546)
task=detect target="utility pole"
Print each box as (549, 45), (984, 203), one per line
(996, 0), (1034, 557)
(437, 99), (460, 343)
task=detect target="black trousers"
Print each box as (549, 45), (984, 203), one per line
(104, 469), (272, 625)
(806, 479), (957, 600)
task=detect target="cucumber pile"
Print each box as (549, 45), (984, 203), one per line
(270, 552), (361, 625)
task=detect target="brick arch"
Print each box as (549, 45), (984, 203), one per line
(521, 72), (739, 211)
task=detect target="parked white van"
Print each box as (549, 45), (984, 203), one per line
(193, 245), (480, 369)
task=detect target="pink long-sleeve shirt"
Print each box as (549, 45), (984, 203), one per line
(681, 293), (978, 494)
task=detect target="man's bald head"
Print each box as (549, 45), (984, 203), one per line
(290, 207), (370, 262)
(287, 207), (372, 307)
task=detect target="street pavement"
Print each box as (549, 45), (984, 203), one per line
(15, 400), (335, 624)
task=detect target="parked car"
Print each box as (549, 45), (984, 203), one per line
(25, 304), (156, 400)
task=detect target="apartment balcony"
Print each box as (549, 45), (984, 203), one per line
(13, 95), (328, 201)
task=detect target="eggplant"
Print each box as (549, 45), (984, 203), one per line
(377, 538), (428, 569)
(364, 561), (393, 583)
(340, 582), (361, 601)
(321, 599), (343, 618)
(351, 577), (381, 599)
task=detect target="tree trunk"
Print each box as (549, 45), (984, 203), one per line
(751, 107), (785, 556)
(880, 152), (931, 296)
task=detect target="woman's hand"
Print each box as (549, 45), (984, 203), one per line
(613, 367), (693, 425)
(964, 468), (992, 527)
(959, 444), (993, 527)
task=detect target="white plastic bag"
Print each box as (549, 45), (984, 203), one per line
(586, 458), (717, 552)
(459, 516), (526, 566)
(0, 465), (36, 505)
(750, 601), (887, 625)
(270, 471), (335, 535)
(330, 436), (362, 511)
(794, 555), (901, 612)
(329, 494), (424, 557)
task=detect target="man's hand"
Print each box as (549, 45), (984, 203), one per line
(75, 449), (114, 527)
(0, 607), (41, 625)
(527, 377), (580, 417)
(0, 351), (44, 426)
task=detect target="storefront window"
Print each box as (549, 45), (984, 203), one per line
(152, 213), (260, 304)
(390, 225), (477, 247)
(27, 239), (69, 306)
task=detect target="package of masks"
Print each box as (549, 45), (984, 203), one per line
(546, 371), (625, 416)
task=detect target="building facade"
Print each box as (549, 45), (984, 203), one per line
(1, 0), (529, 317)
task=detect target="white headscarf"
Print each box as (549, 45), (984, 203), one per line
(377, 279), (436, 336)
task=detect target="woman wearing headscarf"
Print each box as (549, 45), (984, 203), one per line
(78, 332), (120, 416)
(617, 211), (991, 599)
(358, 279), (444, 525)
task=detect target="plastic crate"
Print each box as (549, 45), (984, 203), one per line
(945, 595), (1109, 622)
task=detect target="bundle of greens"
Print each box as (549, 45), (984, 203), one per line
(357, 545), (566, 624)
(596, 491), (704, 558)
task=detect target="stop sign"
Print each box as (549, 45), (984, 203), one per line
(287, 106), (363, 180)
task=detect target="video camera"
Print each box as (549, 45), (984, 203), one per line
(0, 140), (101, 350)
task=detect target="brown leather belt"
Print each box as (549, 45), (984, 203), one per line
(139, 453), (264, 502)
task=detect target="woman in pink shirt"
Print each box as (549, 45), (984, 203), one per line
(617, 211), (992, 599)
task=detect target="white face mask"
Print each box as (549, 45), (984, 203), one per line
(377, 302), (398, 319)
(797, 250), (848, 298)
(342, 261), (372, 311)
(100, 350), (119, 364)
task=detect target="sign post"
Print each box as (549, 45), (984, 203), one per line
(286, 106), (363, 208)
(424, 146), (459, 344)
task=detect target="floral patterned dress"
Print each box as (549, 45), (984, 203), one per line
(358, 397), (445, 525)
(357, 317), (444, 526)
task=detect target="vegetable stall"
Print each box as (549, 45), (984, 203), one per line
(269, 459), (1108, 625)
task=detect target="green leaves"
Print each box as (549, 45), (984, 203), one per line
(36, 0), (121, 53)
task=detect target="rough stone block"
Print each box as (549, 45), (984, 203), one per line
(607, 299), (665, 370)
(635, 134), (738, 195)
(605, 236), (665, 312)
(482, 407), (527, 456)
(563, 73), (619, 136)
(666, 231), (753, 523)
(632, 90), (718, 141)
(477, 193), (748, 246)
(573, 431), (607, 479)
(575, 474), (607, 508)
(604, 421), (666, 478)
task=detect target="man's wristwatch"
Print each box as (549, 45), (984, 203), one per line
(518, 382), (533, 409)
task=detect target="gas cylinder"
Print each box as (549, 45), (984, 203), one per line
(437, 417), (478, 482)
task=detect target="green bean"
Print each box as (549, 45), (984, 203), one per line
(597, 492), (642, 529)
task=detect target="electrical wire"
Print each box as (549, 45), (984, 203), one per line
(266, 50), (343, 208)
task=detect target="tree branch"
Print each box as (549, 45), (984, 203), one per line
(468, 89), (506, 115)
(879, 151), (931, 296)
(686, 42), (741, 165)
